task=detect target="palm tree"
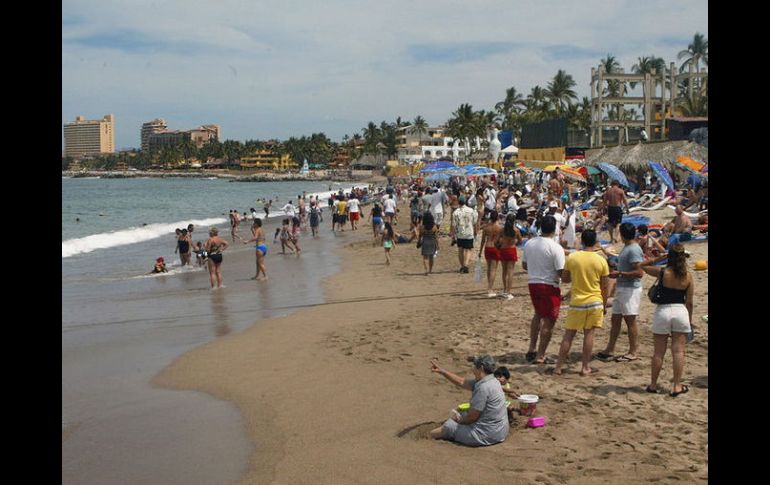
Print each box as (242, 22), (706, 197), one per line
(678, 33), (708, 74)
(630, 56), (667, 89)
(446, 103), (477, 158)
(494, 87), (525, 129)
(410, 115), (428, 150)
(599, 54), (627, 120)
(362, 122), (380, 154)
(678, 93), (707, 117)
(526, 85), (549, 119)
(546, 69), (578, 117)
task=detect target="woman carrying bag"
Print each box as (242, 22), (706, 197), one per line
(640, 244), (694, 397)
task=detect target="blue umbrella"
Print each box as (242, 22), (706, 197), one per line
(464, 166), (496, 175)
(421, 161), (458, 172)
(596, 162), (630, 188)
(647, 161), (674, 190)
(425, 172), (450, 182)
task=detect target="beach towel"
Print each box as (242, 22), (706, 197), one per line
(629, 196), (672, 212)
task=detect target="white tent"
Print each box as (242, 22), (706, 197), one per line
(501, 145), (519, 154)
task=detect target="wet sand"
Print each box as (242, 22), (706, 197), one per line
(156, 203), (708, 484)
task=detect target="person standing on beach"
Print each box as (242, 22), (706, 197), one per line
(478, 210), (502, 297)
(552, 229), (609, 376)
(290, 217), (302, 256)
(244, 218), (268, 280)
(298, 195), (307, 228)
(177, 228), (192, 266)
(604, 181), (628, 243)
(369, 202), (384, 244)
(522, 216), (565, 364)
(264, 199), (272, 219)
(451, 195), (478, 274)
(429, 355), (509, 446)
(383, 194), (397, 226)
(309, 201), (322, 238)
(597, 222), (644, 363)
(382, 222), (395, 265)
(347, 193), (361, 230)
(336, 195), (348, 232)
(640, 244), (694, 396)
(204, 226), (229, 289)
(417, 211), (439, 275)
(498, 213), (523, 301)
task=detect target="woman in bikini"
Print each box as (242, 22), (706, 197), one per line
(204, 226), (229, 289)
(244, 218), (268, 280)
(498, 213), (523, 301)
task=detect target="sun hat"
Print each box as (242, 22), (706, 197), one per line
(549, 201), (558, 208)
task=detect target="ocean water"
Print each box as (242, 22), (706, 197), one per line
(62, 176), (364, 485)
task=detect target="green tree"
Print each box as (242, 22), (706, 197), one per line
(494, 87), (525, 130)
(546, 69), (578, 117)
(678, 33), (708, 74)
(410, 115), (428, 150)
(362, 122), (381, 155)
(599, 54), (627, 120)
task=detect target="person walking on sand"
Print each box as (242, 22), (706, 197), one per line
(478, 210), (502, 297)
(522, 215), (565, 364)
(498, 213), (523, 301)
(640, 244), (694, 396)
(369, 202), (384, 243)
(597, 222), (645, 363)
(451, 195), (478, 274)
(309, 201), (322, 238)
(552, 229), (609, 376)
(429, 355), (509, 446)
(204, 226), (229, 289)
(282, 200), (296, 219)
(290, 216), (302, 256)
(382, 221), (395, 265)
(383, 194), (397, 226)
(347, 192), (361, 230)
(603, 181), (629, 243)
(417, 211), (439, 275)
(244, 218), (268, 280)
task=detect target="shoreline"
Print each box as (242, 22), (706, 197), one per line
(153, 203), (708, 484)
(62, 169), (386, 183)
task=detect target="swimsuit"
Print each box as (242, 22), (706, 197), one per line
(178, 239), (190, 253)
(384, 239), (393, 249)
(208, 243), (223, 264)
(256, 243), (268, 255)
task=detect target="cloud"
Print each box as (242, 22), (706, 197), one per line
(62, 0), (708, 149)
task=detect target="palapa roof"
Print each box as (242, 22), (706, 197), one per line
(584, 140), (708, 172)
(350, 154), (389, 169)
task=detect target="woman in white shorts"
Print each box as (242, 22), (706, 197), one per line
(640, 244), (694, 397)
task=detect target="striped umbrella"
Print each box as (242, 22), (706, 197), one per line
(647, 161), (675, 190)
(596, 162), (630, 188)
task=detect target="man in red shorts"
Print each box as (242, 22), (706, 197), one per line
(521, 215), (565, 364)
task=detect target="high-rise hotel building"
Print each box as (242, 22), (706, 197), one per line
(140, 118), (168, 152)
(63, 114), (115, 157)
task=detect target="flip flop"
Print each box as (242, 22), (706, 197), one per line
(535, 356), (556, 365)
(614, 355), (639, 363)
(525, 351), (537, 362)
(669, 385), (689, 397)
(595, 351), (614, 361)
(645, 385), (659, 394)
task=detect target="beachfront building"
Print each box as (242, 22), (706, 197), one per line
(147, 124), (221, 153)
(396, 125), (474, 164)
(63, 114), (115, 157)
(240, 150), (298, 171)
(140, 119), (167, 152)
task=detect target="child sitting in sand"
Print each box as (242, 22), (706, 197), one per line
(494, 367), (519, 422)
(151, 257), (168, 274)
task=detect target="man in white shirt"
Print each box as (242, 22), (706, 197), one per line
(522, 215), (565, 364)
(450, 195), (478, 273)
(547, 201), (565, 243)
(282, 200), (296, 218)
(483, 185), (497, 213)
(429, 188), (447, 229)
(383, 194), (397, 225)
(347, 195), (361, 230)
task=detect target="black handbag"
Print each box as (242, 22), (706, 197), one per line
(647, 270), (664, 303)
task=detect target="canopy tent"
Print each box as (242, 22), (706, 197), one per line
(501, 145), (519, 154)
(648, 161), (675, 190)
(596, 162), (630, 188)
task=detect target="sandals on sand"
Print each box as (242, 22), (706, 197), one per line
(534, 356), (556, 365)
(645, 385), (659, 394)
(525, 351), (537, 362)
(614, 355), (640, 363)
(669, 385), (690, 397)
(595, 351), (614, 361)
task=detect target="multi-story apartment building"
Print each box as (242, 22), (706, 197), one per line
(147, 124), (220, 153)
(240, 150), (297, 171)
(140, 119), (167, 152)
(63, 114), (115, 157)
(396, 125), (474, 163)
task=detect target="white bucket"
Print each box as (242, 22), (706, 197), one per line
(518, 394), (539, 416)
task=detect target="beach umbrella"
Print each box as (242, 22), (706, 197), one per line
(425, 172), (451, 183)
(542, 164), (565, 172)
(464, 166), (497, 175)
(596, 162), (630, 188)
(559, 166), (586, 182)
(647, 161), (675, 190)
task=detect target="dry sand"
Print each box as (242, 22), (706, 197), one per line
(154, 202), (708, 484)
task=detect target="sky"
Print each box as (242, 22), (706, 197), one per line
(62, 0), (708, 150)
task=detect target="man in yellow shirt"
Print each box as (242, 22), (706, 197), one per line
(553, 229), (609, 376)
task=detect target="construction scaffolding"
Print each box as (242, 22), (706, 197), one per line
(590, 62), (708, 148)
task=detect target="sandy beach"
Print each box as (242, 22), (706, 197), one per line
(154, 202), (708, 484)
